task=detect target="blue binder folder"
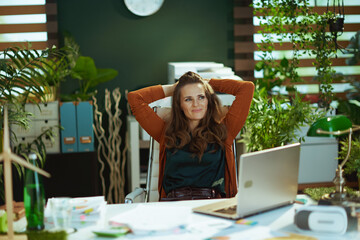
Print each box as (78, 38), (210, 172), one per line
(60, 102), (78, 153)
(76, 101), (95, 152)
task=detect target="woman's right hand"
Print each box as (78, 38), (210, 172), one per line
(162, 82), (178, 97)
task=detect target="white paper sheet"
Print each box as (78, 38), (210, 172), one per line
(109, 205), (191, 231)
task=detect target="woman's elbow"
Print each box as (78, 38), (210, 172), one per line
(247, 81), (255, 92)
(127, 91), (137, 106)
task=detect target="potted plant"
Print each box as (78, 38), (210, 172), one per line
(241, 86), (323, 152)
(339, 137), (360, 188)
(0, 44), (66, 201)
(60, 37), (118, 102)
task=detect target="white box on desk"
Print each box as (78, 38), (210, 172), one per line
(298, 137), (338, 184)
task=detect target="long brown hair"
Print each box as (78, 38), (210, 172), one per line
(165, 71), (227, 160)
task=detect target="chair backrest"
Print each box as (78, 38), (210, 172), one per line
(146, 137), (160, 202)
(144, 103), (171, 202)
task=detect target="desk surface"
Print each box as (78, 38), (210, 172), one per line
(68, 198), (360, 240)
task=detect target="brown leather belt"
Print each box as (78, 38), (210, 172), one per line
(161, 187), (222, 201)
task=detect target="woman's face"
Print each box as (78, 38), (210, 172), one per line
(180, 83), (208, 127)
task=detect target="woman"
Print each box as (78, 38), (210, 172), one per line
(127, 71), (254, 200)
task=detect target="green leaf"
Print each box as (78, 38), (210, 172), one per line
(87, 68), (118, 89)
(280, 58), (289, 68)
(71, 56), (97, 80)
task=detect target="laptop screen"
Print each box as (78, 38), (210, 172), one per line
(236, 143), (301, 218)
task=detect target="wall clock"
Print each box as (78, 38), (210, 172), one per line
(124, 0), (164, 17)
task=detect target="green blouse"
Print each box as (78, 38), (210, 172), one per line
(163, 143), (225, 196)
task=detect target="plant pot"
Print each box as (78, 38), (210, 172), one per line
(26, 86), (58, 103)
(328, 17), (344, 34)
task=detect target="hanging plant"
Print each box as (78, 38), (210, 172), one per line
(253, 0), (312, 92)
(253, 0), (342, 109)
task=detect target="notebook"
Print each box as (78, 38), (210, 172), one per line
(192, 143), (301, 219)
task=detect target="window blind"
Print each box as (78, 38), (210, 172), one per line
(0, 0), (57, 51)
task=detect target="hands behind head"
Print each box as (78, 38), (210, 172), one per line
(157, 107), (171, 122)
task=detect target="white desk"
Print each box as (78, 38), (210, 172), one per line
(68, 199), (360, 240)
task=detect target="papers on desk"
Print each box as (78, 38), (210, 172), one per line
(108, 205), (296, 240)
(71, 196), (106, 229)
(45, 196), (107, 230)
(109, 205), (190, 231)
(106, 203), (324, 240)
(109, 204), (234, 238)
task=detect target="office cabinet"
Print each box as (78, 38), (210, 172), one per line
(10, 152), (100, 204)
(43, 152), (100, 198)
(11, 101), (61, 153)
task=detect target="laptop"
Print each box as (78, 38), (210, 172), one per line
(192, 143), (300, 219)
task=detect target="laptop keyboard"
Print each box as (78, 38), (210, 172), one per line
(215, 205), (237, 214)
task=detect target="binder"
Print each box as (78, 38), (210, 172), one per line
(76, 101), (94, 152)
(60, 102), (78, 153)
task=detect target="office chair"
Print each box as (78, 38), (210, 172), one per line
(125, 106), (162, 203)
(124, 104), (239, 204)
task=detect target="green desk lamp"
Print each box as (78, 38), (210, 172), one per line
(307, 115), (360, 205)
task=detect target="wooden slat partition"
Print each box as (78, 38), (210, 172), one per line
(234, 1), (360, 92)
(233, 0), (255, 81)
(0, 0), (58, 50)
(0, 5), (47, 15)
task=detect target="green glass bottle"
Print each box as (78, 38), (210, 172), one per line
(24, 153), (45, 231)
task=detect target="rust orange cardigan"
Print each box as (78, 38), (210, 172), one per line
(127, 79), (254, 199)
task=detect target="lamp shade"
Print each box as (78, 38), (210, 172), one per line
(307, 115), (352, 137)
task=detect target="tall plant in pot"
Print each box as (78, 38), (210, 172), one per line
(0, 45), (67, 201)
(241, 86), (323, 152)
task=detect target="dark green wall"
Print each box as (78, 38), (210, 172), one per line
(57, 0), (234, 96)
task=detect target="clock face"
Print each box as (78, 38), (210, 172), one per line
(124, 0), (164, 16)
